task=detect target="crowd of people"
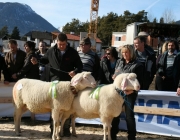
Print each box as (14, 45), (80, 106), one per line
(0, 32), (180, 140)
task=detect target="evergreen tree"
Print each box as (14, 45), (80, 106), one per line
(0, 26), (9, 37)
(153, 18), (157, 23)
(62, 18), (88, 34)
(11, 26), (20, 40)
(159, 17), (164, 23)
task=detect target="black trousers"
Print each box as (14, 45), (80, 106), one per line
(155, 75), (164, 90)
(162, 77), (176, 92)
(111, 92), (137, 140)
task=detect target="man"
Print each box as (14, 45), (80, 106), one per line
(158, 40), (180, 91)
(79, 37), (100, 80)
(133, 36), (156, 90)
(0, 45), (8, 82)
(31, 33), (83, 137)
(35, 41), (47, 77)
(4, 40), (26, 83)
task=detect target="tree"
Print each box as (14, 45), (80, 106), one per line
(153, 18), (157, 23)
(11, 26), (20, 40)
(0, 26), (9, 37)
(162, 8), (176, 23)
(159, 17), (164, 23)
(97, 12), (119, 46)
(62, 18), (88, 34)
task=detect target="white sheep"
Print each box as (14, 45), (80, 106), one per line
(13, 72), (96, 140)
(60, 73), (140, 140)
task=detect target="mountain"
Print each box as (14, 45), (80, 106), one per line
(176, 20), (180, 24)
(0, 2), (59, 36)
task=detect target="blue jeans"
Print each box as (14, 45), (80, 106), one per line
(111, 92), (137, 140)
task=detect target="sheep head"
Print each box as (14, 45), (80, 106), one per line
(71, 72), (96, 90)
(113, 73), (140, 92)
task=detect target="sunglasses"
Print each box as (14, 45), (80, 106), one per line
(106, 53), (110, 55)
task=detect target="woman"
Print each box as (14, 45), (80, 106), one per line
(12, 41), (39, 80)
(98, 47), (119, 84)
(111, 45), (143, 140)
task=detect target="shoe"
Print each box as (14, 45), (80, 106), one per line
(63, 128), (71, 137)
(111, 135), (117, 140)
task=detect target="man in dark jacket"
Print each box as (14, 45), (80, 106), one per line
(4, 40), (26, 83)
(31, 33), (83, 137)
(133, 36), (156, 90)
(158, 40), (180, 91)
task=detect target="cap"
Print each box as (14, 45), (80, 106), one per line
(138, 31), (149, 37)
(80, 37), (91, 45)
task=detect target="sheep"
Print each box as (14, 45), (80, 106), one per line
(12, 72), (96, 140)
(60, 73), (140, 140)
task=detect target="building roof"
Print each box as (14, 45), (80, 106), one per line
(51, 32), (102, 43)
(24, 31), (52, 40)
(137, 23), (180, 38)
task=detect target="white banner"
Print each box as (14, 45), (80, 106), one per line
(0, 83), (179, 137)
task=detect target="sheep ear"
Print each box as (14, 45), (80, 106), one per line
(121, 77), (127, 90)
(128, 73), (137, 79)
(71, 76), (83, 86)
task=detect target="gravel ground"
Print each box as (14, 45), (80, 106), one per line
(0, 117), (178, 140)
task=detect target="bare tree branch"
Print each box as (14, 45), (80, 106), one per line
(162, 8), (176, 23)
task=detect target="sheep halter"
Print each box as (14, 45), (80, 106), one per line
(49, 80), (59, 98)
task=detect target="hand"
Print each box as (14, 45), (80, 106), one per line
(124, 90), (134, 95)
(31, 57), (38, 65)
(69, 71), (76, 78)
(12, 74), (17, 79)
(112, 74), (116, 80)
(4, 81), (9, 85)
(162, 76), (165, 80)
(177, 88), (180, 96)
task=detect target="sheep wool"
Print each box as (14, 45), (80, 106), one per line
(60, 73), (140, 140)
(13, 72), (96, 140)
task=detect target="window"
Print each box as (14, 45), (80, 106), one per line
(115, 37), (121, 41)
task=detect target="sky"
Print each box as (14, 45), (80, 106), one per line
(1, 0), (180, 29)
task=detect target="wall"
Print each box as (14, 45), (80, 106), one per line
(112, 32), (126, 47)
(3, 40), (25, 52)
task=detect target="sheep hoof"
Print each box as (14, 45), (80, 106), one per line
(15, 133), (21, 136)
(72, 134), (77, 137)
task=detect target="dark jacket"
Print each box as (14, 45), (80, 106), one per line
(115, 59), (144, 89)
(40, 44), (83, 81)
(35, 50), (47, 76)
(5, 49), (26, 82)
(136, 45), (156, 89)
(158, 51), (180, 89)
(99, 57), (118, 84)
(0, 55), (9, 81)
(16, 52), (39, 80)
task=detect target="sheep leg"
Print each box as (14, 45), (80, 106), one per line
(14, 106), (27, 136)
(60, 115), (65, 137)
(51, 110), (60, 140)
(60, 112), (71, 137)
(103, 123), (107, 140)
(107, 118), (113, 140)
(57, 112), (63, 139)
(101, 117), (113, 140)
(71, 114), (77, 137)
